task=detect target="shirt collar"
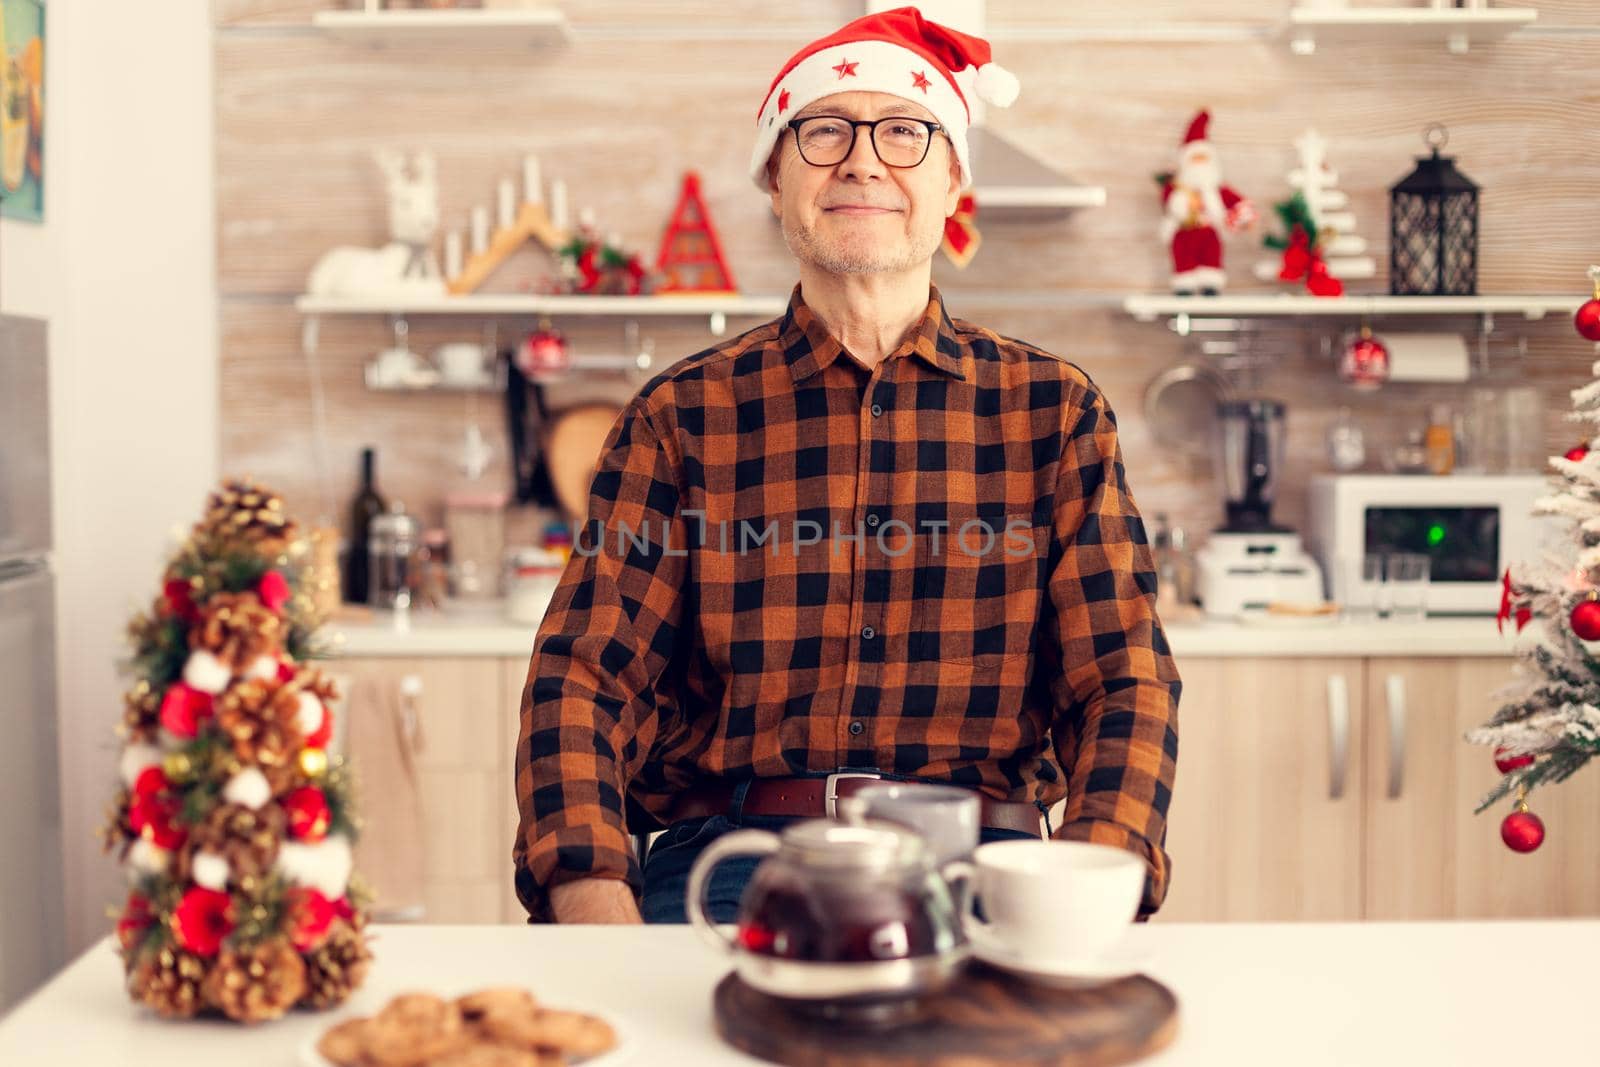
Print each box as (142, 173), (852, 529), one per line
(779, 282), (968, 384)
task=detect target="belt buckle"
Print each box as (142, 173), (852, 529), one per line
(824, 772), (883, 819)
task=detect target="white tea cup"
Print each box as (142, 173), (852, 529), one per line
(834, 782), (981, 865)
(435, 342), (487, 384)
(964, 839), (1144, 966)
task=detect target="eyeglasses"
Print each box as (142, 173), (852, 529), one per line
(785, 115), (946, 170)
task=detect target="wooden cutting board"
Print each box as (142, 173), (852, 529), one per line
(713, 962), (1178, 1067)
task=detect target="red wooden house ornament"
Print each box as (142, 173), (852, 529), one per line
(655, 172), (738, 294)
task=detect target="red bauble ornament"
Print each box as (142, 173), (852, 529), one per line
(286, 887), (339, 952)
(516, 326), (569, 376)
(1565, 443), (1591, 463)
(1493, 746), (1535, 774)
(172, 887), (236, 957)
(158, 682), (214, 739)
(1576, 298), (1600, 342)
(1501, 809), (1545, 853)
(116, 892), (154, 952)
(1571, 597), (1600, 641)
(257, 570), (291, 614)
(1339, 327), (1390, 391)
(283, 786), (331, 842)
(162, 578), (196, 622)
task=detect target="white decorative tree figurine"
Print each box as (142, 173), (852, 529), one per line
(1255, 128), (1375, 288)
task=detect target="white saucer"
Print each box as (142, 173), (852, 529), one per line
(965, 925), (1151, 990)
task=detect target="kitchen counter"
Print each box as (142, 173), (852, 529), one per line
(330, 599), (1522, 659)
(2, 921), (1594, 1065)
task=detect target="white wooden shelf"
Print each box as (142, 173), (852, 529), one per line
(1124, 292), (1579, 324)
(1286, 5), (1538, 55)
(311, 7), (572, 47)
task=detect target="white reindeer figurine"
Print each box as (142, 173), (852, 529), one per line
(307, 149), (446, 298)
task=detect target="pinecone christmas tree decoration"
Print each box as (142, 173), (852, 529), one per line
(203, 939), (308, 1023)
(192, 592), (284, 673)
(129, 947), (209, 1020)
(109, 479), (374, 1024)
(198, 480), (298, 559)
(217, 678), (304, 786)
(300, 917), (375, 1010)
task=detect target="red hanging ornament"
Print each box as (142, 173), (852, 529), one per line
(1493, 746), (1535, 774)
(1496, 568), (1533, 635)
(1501, 788), (1545, 854)
(1339, 325), (1390, 391)
(1571, 595), (1600, 641)
(283, 786), (332, 842)
(516, 321), (569, 377)
(1565, 443), (1591, 463)
(1576, 267), (1600, 342)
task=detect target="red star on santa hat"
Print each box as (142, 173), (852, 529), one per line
(778, 88), (790, 112)
(832, 58), (859, 79)
(910, 70), (931, 93)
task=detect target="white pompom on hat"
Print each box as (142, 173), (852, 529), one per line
(749, 5), (1020, 193)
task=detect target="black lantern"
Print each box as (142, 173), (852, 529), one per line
(1389, 124), (1479, 297)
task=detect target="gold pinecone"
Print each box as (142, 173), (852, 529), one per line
(179, 802), (287, 883)
(216, 678), (302, 780)
(191, 591), (283, 673)
(299, 917), (374, 1011)
(198, 481), (298, 560)
(121, 680), (162, 742)
(129, 946), (208, 1019)
(203, 938), (307, 1023)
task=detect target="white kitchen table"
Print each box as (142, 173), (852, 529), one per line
(1, 920), (1594, 1066)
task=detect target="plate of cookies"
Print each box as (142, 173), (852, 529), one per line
(302, 986), (629, 1067)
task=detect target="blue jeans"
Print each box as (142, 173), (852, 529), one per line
(639, 787), (1044, 924)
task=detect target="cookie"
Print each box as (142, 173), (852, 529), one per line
(316, 1017), (372, 1067)
(363, 992), (470, 1067)
(524, 1010), (617, 1059)
(455, 987), (540, 1024)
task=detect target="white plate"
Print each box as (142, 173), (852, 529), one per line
(966, 925), (1151, 990)
(298, 1002), (634, 1067)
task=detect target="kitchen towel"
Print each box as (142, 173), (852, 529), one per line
(341, 672), (428, 922)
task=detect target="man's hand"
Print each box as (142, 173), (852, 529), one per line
(549, 878), (644, 924)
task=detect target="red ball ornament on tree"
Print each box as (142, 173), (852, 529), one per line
(1571, 596), (1600, 641)
(1493, 747), (1535, 774)
(1565, 443), (1591, 463)
(1577, 299), (1600, 342)
(1501, 808), (1545, 853)
(283, 786), (331, 842)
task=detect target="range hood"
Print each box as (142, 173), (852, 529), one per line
(965, 126), (1107, 217)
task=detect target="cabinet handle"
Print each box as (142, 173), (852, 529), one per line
(400, 673), (423, 743)
(1385, 674), (1407, 799)
(1326, 673), (1350, 800)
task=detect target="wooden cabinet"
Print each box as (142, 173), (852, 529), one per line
(330, 656), (530, 925)
(1156, 657), (1366, 922)
(1161, 654), (1600, 923)
(1363, 658), (1600, 919)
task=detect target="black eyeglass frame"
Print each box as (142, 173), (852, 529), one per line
(783, 115), (948, 170)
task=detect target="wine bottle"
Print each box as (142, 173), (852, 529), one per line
(345, 447), (387, 604)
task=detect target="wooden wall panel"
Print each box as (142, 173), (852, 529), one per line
(215, 3), (1600, 555)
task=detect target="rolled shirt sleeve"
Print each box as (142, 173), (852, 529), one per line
(512, 401), (689, 922)
(1044, 386), (1182, 919)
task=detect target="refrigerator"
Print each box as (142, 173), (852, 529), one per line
(0, 314), (65, 1015)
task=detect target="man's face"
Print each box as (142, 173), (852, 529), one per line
(766, 90), (962, 277)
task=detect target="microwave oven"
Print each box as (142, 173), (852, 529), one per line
(1306, 474), (1555, 616)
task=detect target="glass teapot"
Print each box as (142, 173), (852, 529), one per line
(686, 818), (974, 1002)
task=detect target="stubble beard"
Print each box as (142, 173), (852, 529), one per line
(781, 210), (944, 276)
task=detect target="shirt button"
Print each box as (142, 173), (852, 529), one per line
(861, 626), (876, 640)
(849, 721), (865, 736)
(870, 403), (884, 418)
(866, 513), (880, 528)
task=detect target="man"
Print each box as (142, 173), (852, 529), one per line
(513, 7), (1180, 926)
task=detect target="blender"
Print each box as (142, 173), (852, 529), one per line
(1195, 399), (1325, 617)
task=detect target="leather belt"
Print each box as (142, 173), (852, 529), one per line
(666, 773), (1043, 837)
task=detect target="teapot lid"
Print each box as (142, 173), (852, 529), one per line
(779, 818), (929, 873)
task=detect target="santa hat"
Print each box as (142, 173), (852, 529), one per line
(749, 6), (1019, 194)
(1180, 110), (1211, 159)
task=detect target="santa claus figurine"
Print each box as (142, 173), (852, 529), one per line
(1158, 110), (1257, 295)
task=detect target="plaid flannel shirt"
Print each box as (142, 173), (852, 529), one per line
(513, 282), (1181, 921)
